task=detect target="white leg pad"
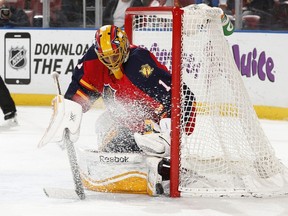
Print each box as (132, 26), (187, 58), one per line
(134, 132), (170, 157)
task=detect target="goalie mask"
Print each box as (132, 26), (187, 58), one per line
(94, 25), (130, 79)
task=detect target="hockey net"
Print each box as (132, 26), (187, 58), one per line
(125, 4), (288, 198)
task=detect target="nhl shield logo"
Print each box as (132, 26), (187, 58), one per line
(9, 47), (26, 69)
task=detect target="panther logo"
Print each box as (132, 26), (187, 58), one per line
(139, 64), (154, 78)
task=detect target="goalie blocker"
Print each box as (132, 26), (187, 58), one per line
(38, 95), (83, 148)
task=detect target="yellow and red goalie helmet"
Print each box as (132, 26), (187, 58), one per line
(94, 25), (130, 79)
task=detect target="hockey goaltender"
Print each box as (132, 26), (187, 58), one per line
(38, 4), (234, 198)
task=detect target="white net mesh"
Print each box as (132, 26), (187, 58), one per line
(129, 4), (288, 197)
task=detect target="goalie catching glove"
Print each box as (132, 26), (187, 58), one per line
(134, 118), (171, 157)
(38, 95), (83, 148)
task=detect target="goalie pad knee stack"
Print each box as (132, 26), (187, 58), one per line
(134, 118), (171, 157)
(134, 132), (170, 157)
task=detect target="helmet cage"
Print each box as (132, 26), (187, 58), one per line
(94, 25), (129, 71)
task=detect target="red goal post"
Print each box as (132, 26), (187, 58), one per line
(125, 6), (182, 197)
(125, 5), (288, 198)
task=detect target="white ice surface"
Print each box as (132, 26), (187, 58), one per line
(1, 106), (288, 216)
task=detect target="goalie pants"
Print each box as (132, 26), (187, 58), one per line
(0, 76), (17, 120)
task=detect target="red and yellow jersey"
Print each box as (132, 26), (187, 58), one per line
(65, 45), (172, 132)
